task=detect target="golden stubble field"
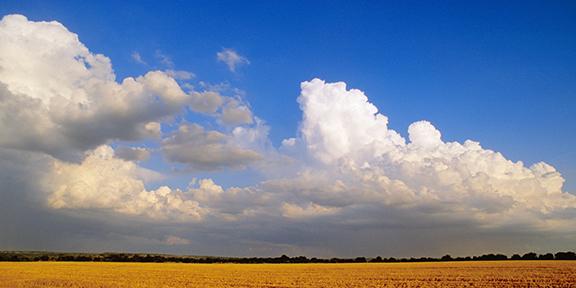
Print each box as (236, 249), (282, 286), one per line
(0, 261), (575, 287)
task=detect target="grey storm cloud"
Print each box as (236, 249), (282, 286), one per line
(161, 123), (262, 170)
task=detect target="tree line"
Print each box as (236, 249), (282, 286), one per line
(0, 251), (574, 263)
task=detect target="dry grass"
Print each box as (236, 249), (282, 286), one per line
(0, 261), (574, 287)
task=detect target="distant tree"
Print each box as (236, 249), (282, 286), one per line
(293, 256), (308, 263)
(1, 250), (574, 264)
(370, 256), (383, 262)
(441, 255), (453, 261)
(555, 252), (576, 260)
(522, 252), (538, 260)
(495, 254), (508, 260)
(539, 253), (554, 260)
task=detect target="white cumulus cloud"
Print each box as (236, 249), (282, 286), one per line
(298, 79), (405, 164)
(0, 15), (189, 159)
(285, 78), (576, 231)
(46, 145), (206, 221)
(220, 98), (254, 125)
(189, 91), (224, 114)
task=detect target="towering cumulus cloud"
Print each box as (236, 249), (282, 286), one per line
(289, 79), (576, 231)
(298, 79), (405, 164)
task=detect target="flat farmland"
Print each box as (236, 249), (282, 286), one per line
(0, 261), (574, 287)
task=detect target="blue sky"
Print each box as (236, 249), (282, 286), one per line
(0, 1), (575, 256)
(4, 0), (573, 189)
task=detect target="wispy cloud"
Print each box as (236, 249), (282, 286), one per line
(217, 48), (249, 72)
(131, 51), (147, 65)
(155, 50), (174, 68)
(165, 69), (195, 80)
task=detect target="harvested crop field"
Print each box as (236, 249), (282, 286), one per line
(0, 261), (574, 287)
